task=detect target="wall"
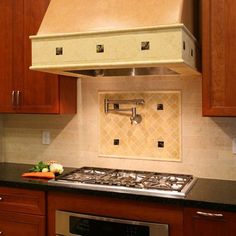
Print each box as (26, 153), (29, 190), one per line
(2, 75), (236, 180)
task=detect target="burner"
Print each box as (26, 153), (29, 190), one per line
(61, 167), (111, 184)
(102, 170), (148, 188)
(141, 173), (192, 191)
(52, 167), (197, 198)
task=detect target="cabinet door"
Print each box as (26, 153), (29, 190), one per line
(0, 211), (45, 236)
(0, 0), (77, 114)
(15, 0), (60, 114)
(184, 208), (236, 236)
(0, 0), (15, 112)
(202, 0), (236, 116)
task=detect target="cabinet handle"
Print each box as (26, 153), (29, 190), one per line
(0, 197), (2, 201)
(11, 91), (16, 106)
(0, 231), (2, 235)
(16, 90), (20, 107)
(196, 211), (224, 218)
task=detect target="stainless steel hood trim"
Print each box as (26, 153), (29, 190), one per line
(30, 61), (191, 78)
(65, 67), (178, 77)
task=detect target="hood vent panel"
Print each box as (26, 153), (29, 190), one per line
(30, 0), (200, 77)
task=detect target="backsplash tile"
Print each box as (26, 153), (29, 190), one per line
(99, 91), (181, 161)
(1, 76), (236, 180)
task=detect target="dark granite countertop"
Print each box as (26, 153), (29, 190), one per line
(0, 162), (236, 212)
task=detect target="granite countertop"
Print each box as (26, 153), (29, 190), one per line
(0, 162), (236, 212)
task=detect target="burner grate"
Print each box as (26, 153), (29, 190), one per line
(56, 167), (194, 193)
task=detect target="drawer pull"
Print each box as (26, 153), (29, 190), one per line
(196, 211), (223, 218)
(0, 231), (2, 234)
(0, 197), (2, 201)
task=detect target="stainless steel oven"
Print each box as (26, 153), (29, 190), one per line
(56, 210), (169, 236)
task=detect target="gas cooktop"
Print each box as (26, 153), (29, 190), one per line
(49, 167), (197, 198)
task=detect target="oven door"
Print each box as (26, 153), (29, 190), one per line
(56, 210), (169, 236)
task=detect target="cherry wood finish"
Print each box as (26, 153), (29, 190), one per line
(202, 0), (236, 116)
(184, 207), (236, 236)
(0, 0), (14, 112)
(47, 191), (183, 236)
(15, 0), (59, 113)
(0, 0), (77, 114)
(59, 76), (77, 114)
(0, 211), (45, 236)
(0, 187), (45, 215)
(0, 187), (46, 236)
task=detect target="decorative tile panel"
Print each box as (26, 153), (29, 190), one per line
(99, 91), (181, 161)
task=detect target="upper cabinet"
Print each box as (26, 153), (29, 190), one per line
(0, 0), (77, 114)
(0, 0), (14, 113)
(202, 0), (236, 116)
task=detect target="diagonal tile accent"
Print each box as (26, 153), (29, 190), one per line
(99, 91), (181, 161)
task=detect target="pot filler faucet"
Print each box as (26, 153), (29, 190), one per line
(104, 98), (145, 125)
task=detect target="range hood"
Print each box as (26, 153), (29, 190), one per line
(30, 0), (200, 78)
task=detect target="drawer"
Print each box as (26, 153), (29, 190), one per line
(0, 187), (45, 215)
(0, 211), (45, 236)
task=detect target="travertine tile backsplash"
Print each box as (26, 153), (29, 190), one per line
(99, 91), (181, 161)
(1, 75), (236, 180)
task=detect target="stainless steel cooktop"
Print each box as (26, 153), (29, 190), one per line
(49, 167), (197, 198)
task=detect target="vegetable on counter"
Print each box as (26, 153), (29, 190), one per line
(22, 171), (55, 179)
(49, 163), (64, 174)
(22, 161), (64, 179)
(29, 161), (49, 172)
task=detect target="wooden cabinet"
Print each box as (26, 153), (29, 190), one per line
(0, 1), (14, 113)
(0, 187), (46, 236)
(0, 0), (77, 114)
(184, 207), (236, 236)
(0, 211), (45, 236)
(202, 0), (236, 116)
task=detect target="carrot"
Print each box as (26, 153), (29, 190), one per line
(22, 172), (55, 179)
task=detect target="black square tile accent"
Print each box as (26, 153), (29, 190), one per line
(56, 47), (63, 55)
(96, 44), (104, 53)
(157, 104), (164, 110)
(157, 141), (164, 148)
(113, 139), (120, 145)
(141, 41), (150, 50)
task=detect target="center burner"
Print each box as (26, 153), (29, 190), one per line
(50, 167), (197, 198)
